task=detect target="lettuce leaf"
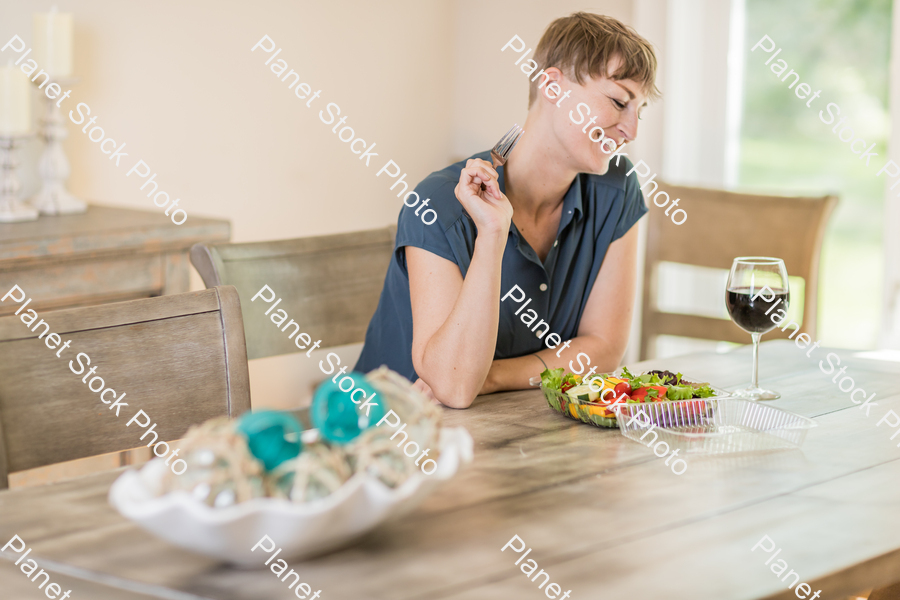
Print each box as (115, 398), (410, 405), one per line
(540, 368), (565, 390)
(693, 385), (716, 398)
(666, 385), (695, 400)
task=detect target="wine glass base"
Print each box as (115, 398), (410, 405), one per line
(730, 387), (781, 401)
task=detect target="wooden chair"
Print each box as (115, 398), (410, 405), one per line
(0, 286), (250, 489)
(190, 226), (396, 360)
(640, 183), (837, 359)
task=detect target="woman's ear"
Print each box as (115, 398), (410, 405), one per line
(536, 66), (567, 105)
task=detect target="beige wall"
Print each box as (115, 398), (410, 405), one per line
(4, 0), (456, 242)
(2, 0), (649, 408)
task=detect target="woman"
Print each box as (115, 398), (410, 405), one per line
(356, 12), (660, 408)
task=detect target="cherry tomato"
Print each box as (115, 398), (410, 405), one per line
(561, 381), (575, 393)
(630, 387), (648, 402)
(614, 382), (632, 398)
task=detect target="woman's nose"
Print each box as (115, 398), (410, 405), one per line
(617, 109), (640, 143)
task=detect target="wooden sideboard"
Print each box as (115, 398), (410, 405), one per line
(0, 204), (230, 316)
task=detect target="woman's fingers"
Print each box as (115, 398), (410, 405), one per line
(465, 158), (499, 179)
(463, 165), (497, 186)
(453, 158), (513, 235)
(471, 174), (500, 200)
(456, 170), (502, 206)
(483, 177), (501, 199)
(461, 166), (502, 200)
(463, 163), (500, 190)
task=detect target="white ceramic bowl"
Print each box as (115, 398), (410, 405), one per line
(109, 427), (473, 566)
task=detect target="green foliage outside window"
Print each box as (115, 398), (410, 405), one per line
(739, 0), (891, 348)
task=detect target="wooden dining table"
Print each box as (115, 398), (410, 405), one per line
(2, 340), (900, 600)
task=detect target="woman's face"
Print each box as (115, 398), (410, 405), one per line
(544, 59), (649, 175)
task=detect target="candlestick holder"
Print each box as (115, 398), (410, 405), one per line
(29, 77), (86, 215)
(0, 134), (39, 223)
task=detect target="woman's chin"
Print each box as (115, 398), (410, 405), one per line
(585, 153), (613, 175)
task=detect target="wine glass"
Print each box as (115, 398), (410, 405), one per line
(725, 257), (790, 401)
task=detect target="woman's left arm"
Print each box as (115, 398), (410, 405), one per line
(480, 223), (640, 393)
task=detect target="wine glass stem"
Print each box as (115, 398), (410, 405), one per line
(751, 332), (761, 389)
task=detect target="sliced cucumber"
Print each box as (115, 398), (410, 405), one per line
(566, 383), (600, 401)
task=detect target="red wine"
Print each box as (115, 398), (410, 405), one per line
(726, 287), (789, 333)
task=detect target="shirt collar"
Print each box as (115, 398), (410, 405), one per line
(497, 165), (585, 235)
(560, 174), (584, 229)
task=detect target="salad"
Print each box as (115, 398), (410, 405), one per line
(540, 366), (716, 415)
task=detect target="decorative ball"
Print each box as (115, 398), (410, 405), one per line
(236, 410), (303, 471)
(311, 373), (385, 444)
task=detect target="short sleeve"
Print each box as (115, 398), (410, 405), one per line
(612, 159), (649, 240)
(394, 178), (458, 266)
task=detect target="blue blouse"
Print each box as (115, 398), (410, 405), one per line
(355, 150), (647, 381)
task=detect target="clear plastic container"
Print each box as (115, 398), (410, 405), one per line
(615, 398), (817, 454)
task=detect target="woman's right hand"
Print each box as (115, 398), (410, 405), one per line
(454, 158), (513, 237)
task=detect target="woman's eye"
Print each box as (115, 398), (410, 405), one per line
(612, 99), (626, 109)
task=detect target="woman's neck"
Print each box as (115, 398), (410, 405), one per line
(503, 112), (578, 217)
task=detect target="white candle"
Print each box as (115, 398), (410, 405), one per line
(33, 8), (73, 78)
(0, 65), (31, 136)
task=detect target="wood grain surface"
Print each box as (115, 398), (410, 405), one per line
(0, 204), (230, 318)
(1, 341), (898, 600)
(0, 286), (251, 486)
(190, 225), (396, 360)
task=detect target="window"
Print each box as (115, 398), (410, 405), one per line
(737, 0), (892, 349)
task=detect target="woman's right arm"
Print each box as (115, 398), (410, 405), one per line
(407, 159), (513, 409)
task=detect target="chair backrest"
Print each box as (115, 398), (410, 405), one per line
(0, 285), (250, 488)
(190, 226), (396, 360)
(640, 183), (837, 359)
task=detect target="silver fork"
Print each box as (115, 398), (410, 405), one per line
(481, 124), (523, 191)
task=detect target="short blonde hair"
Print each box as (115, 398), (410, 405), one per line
(528, 12), (660, 107)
